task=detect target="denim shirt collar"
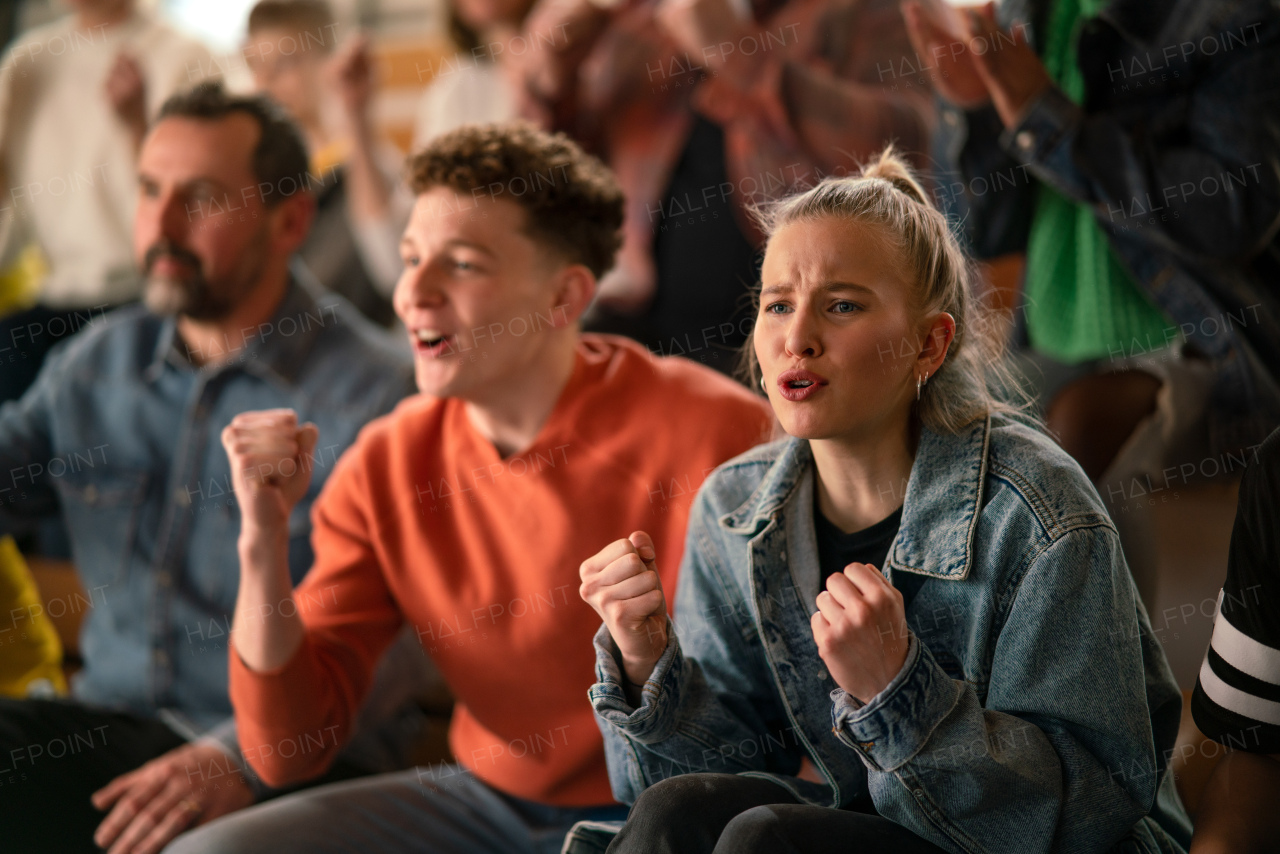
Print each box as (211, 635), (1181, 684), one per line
(144, 266), (328, 389)
(720, 415), (993, 582)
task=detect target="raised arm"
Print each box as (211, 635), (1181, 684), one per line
(832, 523), (1185, 852)
(223, 409), (315, 673)
(222, 409), (404, 786)
(586, 497), (801, 803)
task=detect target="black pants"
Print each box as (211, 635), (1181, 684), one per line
(0, 698), (188, 853)
(606, 773), (949, 854)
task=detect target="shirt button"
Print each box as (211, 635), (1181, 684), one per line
(1016, 130), (1035, 151)
(156, 572), (171, 588)
(818, 668), (829, 681)
(82, 484), (99, 504)
(943, 110), (959, 127)
(175, 487), (192, 507)
(155, 649), (170, 667)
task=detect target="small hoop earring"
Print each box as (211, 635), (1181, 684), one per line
(916, 370), (930, 401)
(760, 375), (767, 392)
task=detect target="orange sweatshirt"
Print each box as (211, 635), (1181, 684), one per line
(229, 335), (774, 805)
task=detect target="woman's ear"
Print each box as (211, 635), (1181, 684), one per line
(918, 311), (956, 376)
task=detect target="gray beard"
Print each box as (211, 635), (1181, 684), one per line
(143, 274), (235, 321)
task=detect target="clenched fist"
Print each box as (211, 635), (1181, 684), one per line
(811, 562), (910, 704)
(580, 531), (669, 685)
(221, 409), (318, 537)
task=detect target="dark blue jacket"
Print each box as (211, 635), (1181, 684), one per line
(933, 0), (1280, 455)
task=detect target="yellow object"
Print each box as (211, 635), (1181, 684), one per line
(0, 535), (68, 698)
(311, 140), (349, 182)
(0, 244), (47, 318)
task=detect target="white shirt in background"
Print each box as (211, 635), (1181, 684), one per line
(0, 11), (217, 309)
(411, 60), (515, 149)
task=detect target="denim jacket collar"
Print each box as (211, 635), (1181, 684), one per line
(1100, 0), (1251, 50)
(144, 265), (327, 388)
(720, 415), (992, 582)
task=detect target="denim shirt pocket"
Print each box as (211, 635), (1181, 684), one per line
(53, 468), (148, 586)
(188, 490), (317, 609)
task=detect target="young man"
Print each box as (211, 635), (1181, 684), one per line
(167, 123), (775, 853)
(0, 83), (420, 854)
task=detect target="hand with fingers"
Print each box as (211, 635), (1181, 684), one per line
(328, 34), (376, 128)
(900, 0), (1051, 125)
(90, 742), (253, 854)
(221, 409), (319, 540)
(811, 562), (911, 705)
(962, 4), (1053, 128)
(579, 531), (670, 687)
(105, 52), (148, 146)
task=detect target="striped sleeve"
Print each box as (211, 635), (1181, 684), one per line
(1192, 427), (1280, 753)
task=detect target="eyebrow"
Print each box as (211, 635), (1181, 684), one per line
(442, 239), (497, 258)
(760, 281), (877, 298)
(137, 173), (232, 195)
(400, 237), (499, 257)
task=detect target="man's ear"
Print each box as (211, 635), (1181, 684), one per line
(918, 311), (956, 377)
(270, 191), (317, 257)
(547, 263), (597, 327)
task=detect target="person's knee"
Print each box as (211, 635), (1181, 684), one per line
(161, 815), (270, 854)
(715, 806), (785, 853)
(630, 774), (720, 823)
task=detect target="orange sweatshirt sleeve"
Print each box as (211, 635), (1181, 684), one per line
(229, 438), (405, 787)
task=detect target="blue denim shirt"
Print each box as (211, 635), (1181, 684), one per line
(0, 273), (415, 784)
(932, 0), (1280, 455)
(591, 415), (1193, 853)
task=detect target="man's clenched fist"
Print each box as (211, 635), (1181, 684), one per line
(221, 409), (318, 536)
(580, 531), (669, 686)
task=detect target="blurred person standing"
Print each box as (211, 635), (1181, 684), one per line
(514, 0), (933, 375)
(0, 0), (218, 401)
(410, 0), (536, 143)
(902, 0), (1280, 605)
(0, 82), (423, 854)
(245, 0), (409, 326)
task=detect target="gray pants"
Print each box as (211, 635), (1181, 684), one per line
(163, 765), (628, 854)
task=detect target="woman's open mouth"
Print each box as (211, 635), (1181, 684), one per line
(776, 369), (828, 402)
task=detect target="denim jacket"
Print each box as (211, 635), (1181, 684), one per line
(933, 0), (1280, 455)
(0, 272), (420, 792)
(590, 415), (1193, 853)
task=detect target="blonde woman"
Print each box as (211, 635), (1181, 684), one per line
(579, 150), (1192, 853)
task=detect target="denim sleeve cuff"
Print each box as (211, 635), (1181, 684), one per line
(196, 718), (272, 800)
(587, 620), (685, 744)
(999, 85), (1081, 165)
(998, 85), (1094, 200)
(832, 635), (963, 772)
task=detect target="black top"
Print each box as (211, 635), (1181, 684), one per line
(1192, 425), (1280, 753)
(585, 116), (760, 376)
(813, 502), (926, 610)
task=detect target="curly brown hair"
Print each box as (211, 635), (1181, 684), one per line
(407, 122), (625, 279)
